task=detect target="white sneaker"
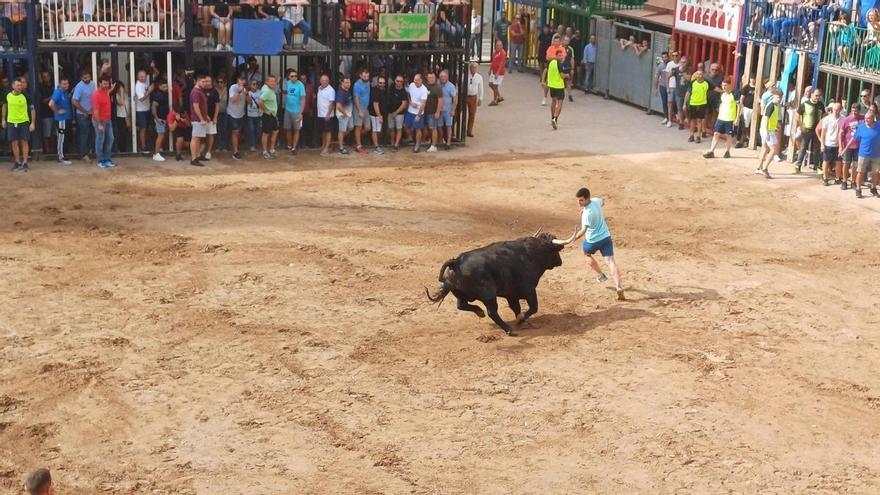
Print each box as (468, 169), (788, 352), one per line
(225, 44), (233, 51)
(773, 155), (782, 162)
(215, 43), (223, 51)
(661, 118), (668, 125)
(754, 168), (763, 175)
(205, 152), (212, 160)
(541, 97), (547, 106)
(152, 153), (165, 162)
(426, 145), (438, 153)
(665, 122), (673, 128)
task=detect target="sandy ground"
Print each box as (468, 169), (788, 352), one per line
(2, 71), (880, 494)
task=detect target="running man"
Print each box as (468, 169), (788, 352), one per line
(703, 79), (739, 159)
(755, 88), (782, 178)
(817, 101), (842, 186)
(541, 49), (568, 129)
(560, 187), (625, 301)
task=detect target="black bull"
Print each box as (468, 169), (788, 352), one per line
(426, 230), (575, 335)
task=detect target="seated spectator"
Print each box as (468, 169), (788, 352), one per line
(0, 0), (27, 51)
(436, 5), (463, 45)
(412, 0), (440, 45)
(391, 0), (411, 13)
(280, 0), (311, 50)
(236, 0), (259, 19)
(832, 13), (857, 68)
(258, 0), (281, 20)
(40, 0), (64, 39)
(342, 0), (376, 46)
(211, 1), (235, 51)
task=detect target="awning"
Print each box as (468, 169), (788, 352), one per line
(613, 9), (675, 29)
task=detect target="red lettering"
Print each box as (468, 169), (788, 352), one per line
(74, 24), (86, 37)
(98, 25), (108, 37)
(137, 25), (146, 38)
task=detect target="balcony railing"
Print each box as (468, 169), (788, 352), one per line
(820, 22), (880, 76)
(338, 2), (470, 51)
(37, 0), (186, 42)
(0, 0), (32, 51)
(741, 0), (832, 52)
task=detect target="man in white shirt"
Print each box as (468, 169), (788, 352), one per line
(817, 101), (842, 186)
(465, 62), (483, 138)
(405, 73), (428, 153)
(135, 69), (153, 154)
(469, 11), (482, 59)
(227, 74), (247, 160)
(316, 74), (335, 156)
(664, 51), (680, 129)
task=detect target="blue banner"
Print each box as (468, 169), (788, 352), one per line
(232, 19), (284, 56)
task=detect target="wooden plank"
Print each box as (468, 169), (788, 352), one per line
(749, 42), (765, 150)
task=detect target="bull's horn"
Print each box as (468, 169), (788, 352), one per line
(533, 227), (543, 237)
(552, 225), (579, 245)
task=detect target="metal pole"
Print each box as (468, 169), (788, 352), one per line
(167, 50), (173, 151)
(130, 51), (137, 153)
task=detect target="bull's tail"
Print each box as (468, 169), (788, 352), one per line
(425, 258), (458, 306)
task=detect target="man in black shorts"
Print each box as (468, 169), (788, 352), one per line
(541, 50), (568, 129)
(561, 35), (575, 102)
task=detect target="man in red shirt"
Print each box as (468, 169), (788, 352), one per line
(189, 75), (209, 167)
(509, 15), (525, 71)
(342, 0), (376, 45)
(91, 77), (115, 169)
(488, 40), (507, 106)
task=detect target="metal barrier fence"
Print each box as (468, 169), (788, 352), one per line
(38, 0), (186, 42)
(741, 0), (830, 53)
(821, 23), (880, 74)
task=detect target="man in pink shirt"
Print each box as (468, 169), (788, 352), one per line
(837, 103), (863, 190)
(91, 77), (115, 169)
(488, 40), (507, 106)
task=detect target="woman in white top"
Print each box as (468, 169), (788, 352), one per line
(113, 81), (131, 152)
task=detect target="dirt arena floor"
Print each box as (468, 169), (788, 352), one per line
(2, 72), (880, 494)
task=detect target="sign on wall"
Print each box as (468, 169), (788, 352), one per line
(675, 0), (743, 44)
(379, 14), (430, 42)
(62, 22), (161, 42)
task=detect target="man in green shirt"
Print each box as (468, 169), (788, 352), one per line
(541, 50), (568, 130)
(258, 75), (279, 159)
(2, 78), (36, 172)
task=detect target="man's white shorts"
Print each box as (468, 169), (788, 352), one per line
(489, 74), (504, 86)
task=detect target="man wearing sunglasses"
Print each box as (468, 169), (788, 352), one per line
(283, 68), (305, 155)
(387, 75), (408, 151)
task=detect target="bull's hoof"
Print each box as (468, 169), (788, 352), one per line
(504, 328), (516, 336)
(475, 308), (486, 318)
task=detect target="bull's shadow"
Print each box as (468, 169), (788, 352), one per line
(514, 306), (654, 338)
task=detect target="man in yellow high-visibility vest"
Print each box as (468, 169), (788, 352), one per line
(756, 87), (783, 179)
(541, 49), (568, 130)
(703, 79), (739, 159)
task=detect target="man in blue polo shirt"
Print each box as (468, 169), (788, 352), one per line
(352, 69), (371, 153)
(283, 68), (305, 154)
(49, 76), (73, 165)
(439, 69), (457, 150)
(71, 70), (96, 161)
(847, 110), (880, 198)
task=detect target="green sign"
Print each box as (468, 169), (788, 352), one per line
(379, 14), (430, 42)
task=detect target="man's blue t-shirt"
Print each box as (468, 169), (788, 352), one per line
(284, 79), (305, 114)
(72, 80), (96, 115)
(855, 122), (880, 158)
(51, 87), (72, 121)
(441, 82), (456, 113)
(353, 80), (371, 112)
(581, 197), (610, 243)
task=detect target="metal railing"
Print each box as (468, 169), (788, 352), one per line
(546, 0), (643, 13)
(820, 22), (880, 75)
(741, 0), (831, 52)
(37, 0), (186, 42)
(0, 0), (31, 50)
(338, 2), (470, 51)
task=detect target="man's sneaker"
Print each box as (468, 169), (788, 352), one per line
(232, 152), (242, 160)
(106, 160), (117, 168)
(754, 168), (763, 175)
(872, 187), (880, 197)
(205, 152), (213, 160)
(269, 149), (277, 158)
(392, 145), (399, 152)
(58, 159), (72, 166)
(413, 145), (420, 153)
(678, 124), (685, 130)
(695, 137), (702, 144)
(426, 145), (438, 153)
(356, 145), (366, 154)
(551, 118), (558, 130)
(596, 274), (608, 283)
(665, 122), (673, 128)
(773, 155), (782, 162)
(763, 169), (772, 179)
(660, 118), (668, 125)
(190, 159), (203, 167)
(616, 288), (626, 301)
(841, 180), (848, 190)
(541, 97), (547, 106)
(287, 145), (294, 151)
(290, 148), (297, 155)
(10, 163), (20, 171)
(687, 135), (694, 142)
(215, 43), (223, 51)
(339, 147), (349, 155)
(262, 151), (271, 159)
(98, 161), (112, 169)
(835, 178), (842, 184)
(20, 163), (29, 172)
(568, 94), (573, 102)
(320, 150), (329, 157)
(856, 187), (863, 198)
(822, 178), (831, 186)
(175, 154), (183, 161)
(373, 147), (385, 155)
(141, 150), (151, 156)
(153, 153), (165, 162)
(723, 151), (731, 159)
(703, 151), (715, 159)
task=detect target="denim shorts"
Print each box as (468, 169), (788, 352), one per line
(7, 122), (30, 142)
(404, 112), (423, 129)
(155, 118), (167, 134)
(338, 114), (353, 132)
(228, 116), (244, 131)
(440, 110), (453, 127)
(427, 113), (442, 129)
(583, 236), (614, 256)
